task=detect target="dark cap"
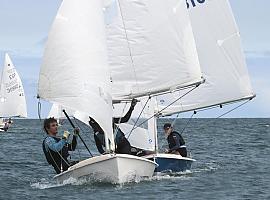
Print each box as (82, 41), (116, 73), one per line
(163, 123), (172, 130)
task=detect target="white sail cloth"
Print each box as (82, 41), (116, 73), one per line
(113, 98), (156, 151)
(158, 0), (255, 115)
(0, 53), (27, 118)
(38, 0), (114, 150)
(105, 0), (203, 99)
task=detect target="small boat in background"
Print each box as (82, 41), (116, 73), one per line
(0, 53), (27, 132)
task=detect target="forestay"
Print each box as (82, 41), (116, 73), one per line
(38, 0), (115, 151)
(0, 53), (27, 118)
(105, 0), (203, 100)
(157, 0), (255, 115)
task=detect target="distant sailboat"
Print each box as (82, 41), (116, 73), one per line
(146, 0), (255, 172)
(0, 53), (27, 132)
(38, 0), (158, 184)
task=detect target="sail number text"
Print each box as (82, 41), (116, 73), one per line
(9, 73), (16, 80)
(186, 0), (206, 9)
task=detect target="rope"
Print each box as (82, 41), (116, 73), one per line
(127, 96), (151, 139)
(38, 98), (42, 121)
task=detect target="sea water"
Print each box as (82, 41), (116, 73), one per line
(0, 118), (269, 200)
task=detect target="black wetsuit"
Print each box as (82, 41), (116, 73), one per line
(42, 136), (77, 174)
(89, 104), (134, 154)
(167, 131), (187, 157)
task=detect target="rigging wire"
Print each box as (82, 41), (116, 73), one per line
(117, 0), (140, 93)
(179, 111), (196, 135)
(130, 85), (199, 133)
(181, 99), (252, 131)
(216, 98), (251, 119)
(127, 96), (151, 139)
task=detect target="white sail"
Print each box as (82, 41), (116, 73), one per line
(0, 53), (27, 118)
(106, 0), (203, 99)
(158, 0), (255, 115)
(38, 0), (114, 151)
(113, 98), (156, 151)
(48, 103), (62, 119)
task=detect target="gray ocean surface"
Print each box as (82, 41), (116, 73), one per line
(0, 118), (269, 200)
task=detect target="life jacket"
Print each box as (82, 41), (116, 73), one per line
(167, 131), (185, 150)
(42, 136), (70, 174)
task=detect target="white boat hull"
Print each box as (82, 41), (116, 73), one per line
(54, 154), (157, 184)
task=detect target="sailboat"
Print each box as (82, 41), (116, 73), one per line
(0, 53), (27, 132)
(141, 0), (256, 172)
(38, 0), (160, 184)
(106, 0), (203, 173)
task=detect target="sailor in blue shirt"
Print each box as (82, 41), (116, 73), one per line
(42, 117), (79, 174)
(163, 123), (187, 157)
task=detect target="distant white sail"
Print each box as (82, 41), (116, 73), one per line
(158, 0), (255, 115)
(0, 53), (27, 118)
(48, 103), (75, 120)
(48, 103), (63, 119)
(106, 0), (203, 99)
(38, 0), (114, 151)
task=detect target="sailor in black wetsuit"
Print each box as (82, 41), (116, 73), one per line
(42, 117), (79, 174)
(89, 99), (137, 154)
(163, 123), (187, 157)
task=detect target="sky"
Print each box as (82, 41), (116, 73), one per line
(0, 0), (269, 118)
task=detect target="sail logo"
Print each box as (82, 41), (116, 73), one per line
(186, 0), (206, 9)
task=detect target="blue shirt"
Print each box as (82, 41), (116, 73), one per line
(44, 136), (67, 152)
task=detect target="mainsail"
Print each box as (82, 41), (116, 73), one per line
(106, 0), (203, 99)
(38, 0), (114, 151)
(157, 0), (255, 115)
(0, 53), (27, 118)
